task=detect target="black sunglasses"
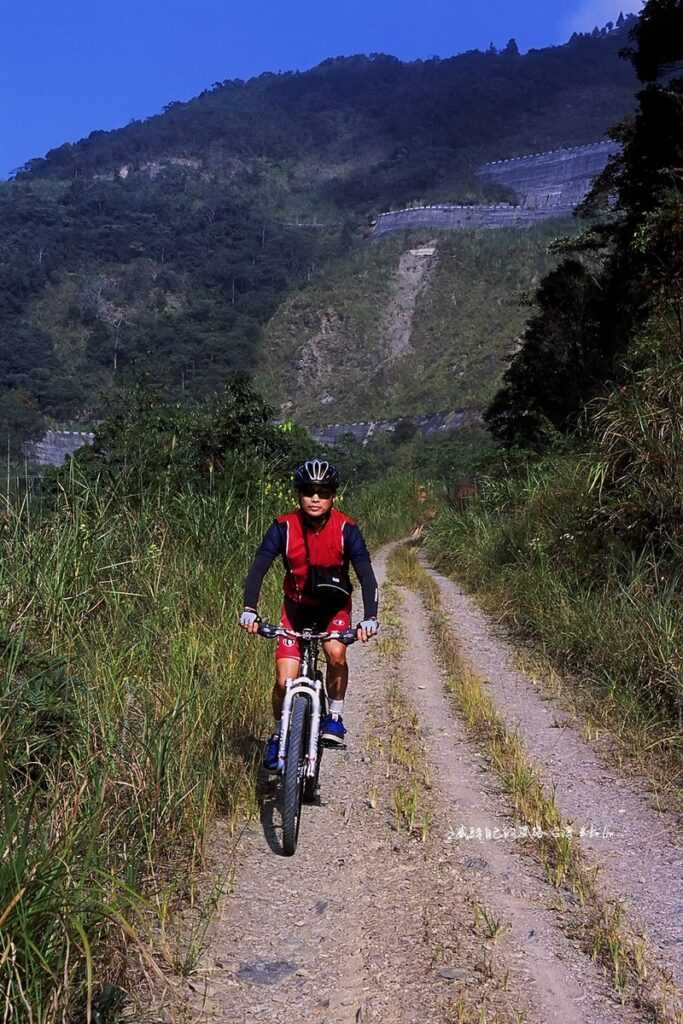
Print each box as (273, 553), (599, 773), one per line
(298, 484), (335, 499)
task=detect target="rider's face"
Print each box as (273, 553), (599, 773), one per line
(298, 490), (335, 518)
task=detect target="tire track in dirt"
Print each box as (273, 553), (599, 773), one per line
(173, 546), (652, 1023)
(423, 561), (683, 991)
(396, 585), (644, 1024)
(178, 546), (476, 1023)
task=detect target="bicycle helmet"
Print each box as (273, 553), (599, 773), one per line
(294, 459), (340, 491)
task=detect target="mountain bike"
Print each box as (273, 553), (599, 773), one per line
(258, 622), (357, 855)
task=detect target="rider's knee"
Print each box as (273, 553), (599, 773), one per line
(325, 644), (347, 669)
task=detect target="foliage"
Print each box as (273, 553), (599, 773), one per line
(261, 223), (572, 423)
(487, 1), (683, 448)
(0, 472), (284, 1020)
(431, 2), (683, 732)
(19, 32), (636, 198)
(589, 354), (683, 547)
(46, 378), (313, 500)
(0, 397), (415, 1019)
(335, 424), (494, 492)
(485, 259), (606, 446)
(0, 172), (351, 434)
(0, 27), (639, 451)
(348, 472), (425, 547)
(426, 455), (683, 722)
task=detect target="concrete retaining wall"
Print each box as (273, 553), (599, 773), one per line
(24, 431), (95, 467)
(372, 140), (620, 238)
(25, 411), (478, 466)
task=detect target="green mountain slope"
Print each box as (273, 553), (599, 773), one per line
(21, 29), (637, 216)
(258, 222), (571, 423)
(0, 23), (638, 447)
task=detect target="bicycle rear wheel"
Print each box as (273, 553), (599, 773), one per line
(282, 695), (308, 855)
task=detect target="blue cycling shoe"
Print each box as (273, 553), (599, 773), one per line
(321, 715), (346, 746)
(263, 730), (280, 771)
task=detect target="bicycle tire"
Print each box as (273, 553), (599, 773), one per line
(282, 695), (308, 855)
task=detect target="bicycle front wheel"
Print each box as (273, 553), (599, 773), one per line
(282, 694), (308, 856)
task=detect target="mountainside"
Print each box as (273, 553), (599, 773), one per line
(0, 22), (639, 450)
(19, 27), (637, 216)
(257, 222), (570, 424)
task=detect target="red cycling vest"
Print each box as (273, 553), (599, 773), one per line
(277, 508), (356, 606)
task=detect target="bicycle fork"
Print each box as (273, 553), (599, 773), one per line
(278, 676), (323, 774)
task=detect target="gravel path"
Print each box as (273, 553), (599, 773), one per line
(181, 546), (480, 1023)
(425, 561), (683, 990)
(398, 586), (643, 1024)
(172, 546), (671, 1023)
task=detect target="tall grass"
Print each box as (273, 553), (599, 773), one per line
(0, 469), (285, 1020)
(0, 465), (417, 1018)
(426, 456), (683, 728)
(349, 472), (424, 547)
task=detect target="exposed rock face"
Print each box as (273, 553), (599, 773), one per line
(382, 244), (437, 360)
(24, 431), (95, 467)
(372, 141), (620, 238)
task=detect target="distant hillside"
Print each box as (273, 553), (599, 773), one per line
(19, 27), (637, 217)
(258, 222), (572, 424)
(0, 21), (638, 449)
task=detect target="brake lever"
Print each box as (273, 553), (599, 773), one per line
(257, 622), (279, 639)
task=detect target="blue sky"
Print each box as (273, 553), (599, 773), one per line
(1, 0), (642, 178)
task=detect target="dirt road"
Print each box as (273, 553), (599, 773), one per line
(173, 545), (681, 1023)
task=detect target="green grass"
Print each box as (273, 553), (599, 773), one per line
(348, 472), (425, 547)
(0, 466), (415, 1019)
(424, 455), (683, 793)
(391, 544), (682, 1021)
(0, 471), (285, 1020)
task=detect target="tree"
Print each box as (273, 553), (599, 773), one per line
(622, 0), (683, 80)
(488, 0), (683, 449)
(0, 389), (45, 458)
(485, 261), (604, 448)
(65, 377), (305, 494)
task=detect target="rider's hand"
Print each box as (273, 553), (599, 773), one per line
(239, 608), (261, 635)
(357, 618), (379, 644)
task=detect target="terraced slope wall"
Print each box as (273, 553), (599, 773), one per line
(26, 412), (479, 466)
(311, 409), (480, 447)
(25, 430), (95, 467)
(480, 140), (620, 209)
(372, 141), (620, 238)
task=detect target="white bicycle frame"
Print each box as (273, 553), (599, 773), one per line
(258, 622), (354, 776)
(277, 673), (324, 775)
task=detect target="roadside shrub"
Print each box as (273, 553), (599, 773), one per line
(426, 452), (683, 720)
(589, 359), (683, 547)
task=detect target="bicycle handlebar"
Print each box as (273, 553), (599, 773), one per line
(257, 622), (358, 645)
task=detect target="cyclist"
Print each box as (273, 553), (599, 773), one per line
(239, 459), (379, 770)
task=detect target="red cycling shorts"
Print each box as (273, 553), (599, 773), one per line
(276, 599), (352, 661)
